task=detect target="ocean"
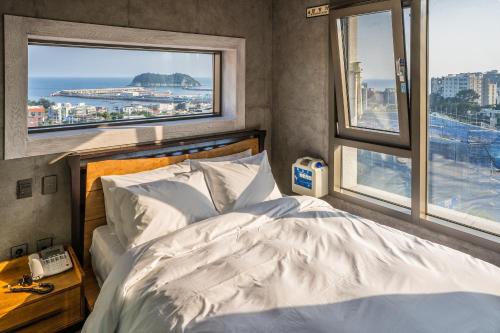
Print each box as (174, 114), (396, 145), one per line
(362, 79), (395, 90)
(28, 76), (213, 109)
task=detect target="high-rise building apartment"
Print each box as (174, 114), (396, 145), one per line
(482, 82), (497, 106)
(431, 72), (483, 101)
(430, 77), (444, 95)
(383, 88), (396, 105)
(431, 71), (500, 106)
(483, 70), (500, 103)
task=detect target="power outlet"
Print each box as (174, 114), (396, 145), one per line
(11, 243), (28, 258)
(37, 237), (54, 251)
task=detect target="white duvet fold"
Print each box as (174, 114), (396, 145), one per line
(83, 196), (500, 333)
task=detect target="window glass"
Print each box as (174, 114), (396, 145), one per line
(28, 44), (217, 129)
(339, 10), (400, 133)
(428, 0), (500, 235)
(342, 146), (411, 208)
(342, 7), (411, 208)
(403, 7), (411, 92)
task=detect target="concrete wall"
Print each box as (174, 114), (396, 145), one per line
(271, 0), (330, 193)
(0, 0), (272, 260)
(271, 0), (500, 266)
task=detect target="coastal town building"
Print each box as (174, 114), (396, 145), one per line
(431, 71), (499, 106)
(27, 105), (46, 127)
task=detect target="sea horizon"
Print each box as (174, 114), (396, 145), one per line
(29, 75), (213, 79)
(28, 76), (214, 109)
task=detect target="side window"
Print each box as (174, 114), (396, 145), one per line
(426, 0), (500, 236)
(331, 1), (412, 208)
(330, 0), (410, 148)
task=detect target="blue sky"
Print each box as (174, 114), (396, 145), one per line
(29, 0), (500, 80)
(351, 0), (500, 80)
(429, 0), (500, 77)
(355, 10), (399, 81)
(28, 45), (213, 78)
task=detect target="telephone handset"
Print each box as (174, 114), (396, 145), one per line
(28, 245), (73, 280)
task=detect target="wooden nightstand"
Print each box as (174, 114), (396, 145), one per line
(0, 246), (84, 332)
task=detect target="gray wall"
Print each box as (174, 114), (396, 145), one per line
(272, 0), (330, 193)
(0, 0), (272, 260)
(271, 0), (500, 266)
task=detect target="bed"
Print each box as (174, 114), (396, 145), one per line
(68, 129), (266, 311)
(68, 129), (500, 333)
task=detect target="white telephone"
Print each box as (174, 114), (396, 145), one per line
(28, 245), (73, 281)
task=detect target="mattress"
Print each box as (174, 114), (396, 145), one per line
(89, 225), (125, 287)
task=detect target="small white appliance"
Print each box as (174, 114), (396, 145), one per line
(292, 157), (328, 197)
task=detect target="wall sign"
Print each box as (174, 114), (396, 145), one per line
(306, 4), (330, 18)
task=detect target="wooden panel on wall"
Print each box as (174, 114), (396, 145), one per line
(85, 138), (259, 192)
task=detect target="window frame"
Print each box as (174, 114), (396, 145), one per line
(27, 41), (223, 134)
(329, 0), (500, 252)
(4, 15), (245, 160)
(330, 0), (411, 148)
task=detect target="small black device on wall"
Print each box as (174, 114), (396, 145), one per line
(16, 178), (32, 199)
(37, 237), (54, 251)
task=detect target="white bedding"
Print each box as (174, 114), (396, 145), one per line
(83, 196), (500, 333)
(89, 225), (125, 287)
(191, 151), (282, 213)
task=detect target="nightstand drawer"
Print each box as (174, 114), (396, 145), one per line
(0, 286), (81, 333)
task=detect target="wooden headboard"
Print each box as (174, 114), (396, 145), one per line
(68, 129), (266, 269)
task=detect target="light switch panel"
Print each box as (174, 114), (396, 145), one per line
(42, 175), (57, 195)
(16, 179), (32, 199)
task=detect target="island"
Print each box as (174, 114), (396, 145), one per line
(49, 72), (210, 103)
(129, 72), (202, 88)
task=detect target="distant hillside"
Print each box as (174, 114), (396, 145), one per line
(129, 73), (202, 87)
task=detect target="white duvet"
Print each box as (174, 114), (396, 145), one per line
(83, 196), (500, 333)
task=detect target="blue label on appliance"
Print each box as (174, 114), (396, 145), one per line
(294, 167), (312, 189)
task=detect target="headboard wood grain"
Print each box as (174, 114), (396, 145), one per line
(68, 129), (266, 268)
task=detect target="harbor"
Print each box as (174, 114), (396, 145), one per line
(51, 86), (212, 104)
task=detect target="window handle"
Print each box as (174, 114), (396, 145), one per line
(396, 58), (407, 94)
(396, 58), (406, 82)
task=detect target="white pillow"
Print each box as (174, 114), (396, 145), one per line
(110, 171), (218, 248)
(100, 149), (252, 240)
(101, 162), (190, 241)
(191, 151), (282, 213)
(102, 150), (250, 197)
